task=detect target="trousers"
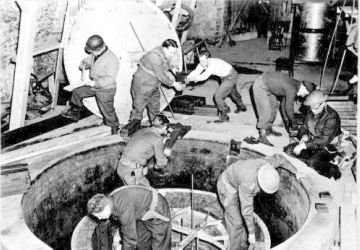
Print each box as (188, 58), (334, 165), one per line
(217, 175), (248, 250)
(253, 75), (278, 130)
(129, 71), (161, 122)
(136, 195), (172, 250)
(71, 86), (119, 127)
(116, 161), (150, 186)
(214, 70), (244, 113)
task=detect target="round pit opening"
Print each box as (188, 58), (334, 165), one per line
(22, 139), (310, 249)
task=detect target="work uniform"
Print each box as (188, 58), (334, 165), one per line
(187, 58), (244, 114)
(285, 105), (341, 177)
(109, 185), (171, 250)
(253, 72), (301, 130)
(129, 46), (175, 122)
(217, 154), (293, 250)
(71, 47), (120, 127)
(117, 127), (167, 186)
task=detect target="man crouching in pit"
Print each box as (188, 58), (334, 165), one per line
(116, 114), (171, 186)
(284, 90), (342, 179)
(87, 185), (171, 250)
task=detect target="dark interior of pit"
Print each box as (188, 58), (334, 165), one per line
(22, 139), (310, 250)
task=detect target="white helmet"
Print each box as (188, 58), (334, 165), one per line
(257, 163), (280, 194)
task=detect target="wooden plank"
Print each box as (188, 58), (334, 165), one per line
(9, 1), (39, 130)
(328, 95), (350, 101)
(1, 188), (29, 197)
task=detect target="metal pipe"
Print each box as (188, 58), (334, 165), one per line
(191, 173), (194, 229)
(330, 49), (347, 94)
(158, 84), (176, 120)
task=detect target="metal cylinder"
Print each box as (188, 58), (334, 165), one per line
(299, 2), (328, 30)
(295, 2), (330, 62)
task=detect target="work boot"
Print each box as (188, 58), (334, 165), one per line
(266, 127), (282, 137)
(258, 129), (274, 146)
(213, 112), (230, 123)
(234, 104), (247, 113)
(61, 106), (80, 121)
(111, 126), (119, 135)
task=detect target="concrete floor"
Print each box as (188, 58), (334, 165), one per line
(0, 38), (357, 249)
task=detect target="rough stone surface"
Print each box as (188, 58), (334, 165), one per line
(22, 139), (309, 249)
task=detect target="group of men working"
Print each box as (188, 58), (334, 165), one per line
(63, 35), (343, 249)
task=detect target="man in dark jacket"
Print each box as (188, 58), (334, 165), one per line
(117, 114), (170, 186)
(127, 39), (183, 125)
(217, 154), (301, 250)
(87, 185), (171, 250)
(284, 90), (342, 179)
(62, 35), (120, 134)
(253, 72), (316, 146)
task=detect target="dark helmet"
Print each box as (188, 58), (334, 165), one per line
(152, 114), (170, 128)
(85, 35), (105, 53)
(301, 80), (317, 93)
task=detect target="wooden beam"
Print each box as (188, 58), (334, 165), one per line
(9, 1), (39, 130)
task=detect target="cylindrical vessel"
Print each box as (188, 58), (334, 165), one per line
(295, 2), (329, 62)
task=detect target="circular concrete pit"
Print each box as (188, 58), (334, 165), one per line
(21, 138), (310, 250)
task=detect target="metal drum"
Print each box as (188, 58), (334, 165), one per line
(296, 2), (329, 62)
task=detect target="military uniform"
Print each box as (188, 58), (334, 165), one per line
(117, 127), (167, 186)
(71, 47), (120, 127)
(109, 185), (171, 250)
(217, 154), (294, 250)
(253, 72), (302, 130)
(129, 47), (175, 122)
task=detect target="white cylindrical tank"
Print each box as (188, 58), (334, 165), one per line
(64, 0), (182, 123)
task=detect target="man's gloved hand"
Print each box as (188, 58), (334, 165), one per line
(248, 233), (256, 244)
(172, 81), (185, 91)
(175, 72), (188, 83)
(293, 142), (307, 155)
(164, 148), (171, 157)
(300, 135), (309, 143)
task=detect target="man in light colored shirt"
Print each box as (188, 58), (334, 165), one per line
(186, 50), (246, 123)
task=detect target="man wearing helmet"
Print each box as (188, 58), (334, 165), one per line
(284, 90), (342, 179)
(62, 35), (120, 134)
(252, 72), (317, 146)
(117, 114), (171, 186)
(217, 154), (301, 250)
(87, 185), (171, 250)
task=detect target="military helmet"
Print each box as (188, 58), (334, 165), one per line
(304, 90), (329, 106)
(257, 163), (280, 194)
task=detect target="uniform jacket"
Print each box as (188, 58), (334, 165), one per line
(121, 127), (167, 167)
(110, 186), (170, 250)
(222, 154), (295, 234)
(134, 46), (174, 88)
(81, 47), (120, 89)
(298, 105), (341, 149)
(261, 72), (301, 126)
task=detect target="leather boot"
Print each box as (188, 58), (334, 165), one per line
(266, 127), (282, 137)
(258, 129), (274, 146)
(61, 106), (80, 121)
(214, 112), (230, 123)
(234, 104), (247, 113)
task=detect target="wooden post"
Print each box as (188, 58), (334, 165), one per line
(171, 0), (182, 29)
(52, 0), (70, 109)
(9, 1), (38, 130)
(180, 0), (197, 44)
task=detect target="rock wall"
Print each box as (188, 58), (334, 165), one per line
(1, 0), (67, 105)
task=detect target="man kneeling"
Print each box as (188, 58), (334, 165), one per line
(284, 90), (342, 179)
